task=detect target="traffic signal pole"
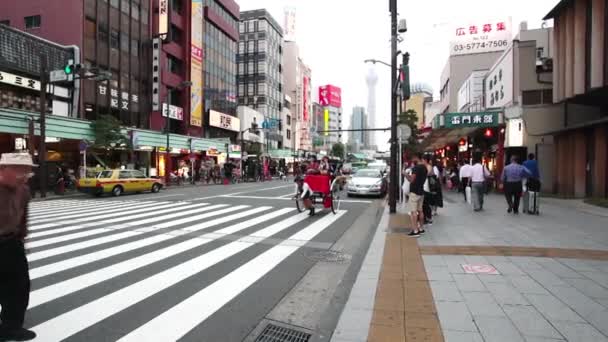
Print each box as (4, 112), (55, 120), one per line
(39, 53), (48, 198)
(389, 0), (398, 214)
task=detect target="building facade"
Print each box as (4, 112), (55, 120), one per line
(318, 84), (342, 147)
(365, 67), (378, 150)
(349, 106), (367, 150)
(283, 41), (312, 152)
(457, 70), (487, 112)
(0, 0), (153, 127)
(404, 83), (433, 128)
(238, 9), (283, 148)
(544, 0), (608, 198)
(202, 0), (239, 141)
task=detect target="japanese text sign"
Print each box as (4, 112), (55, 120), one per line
(209, 110), (240, 132)
(450, 17), (512, 56)
(444, 112), (500, 129)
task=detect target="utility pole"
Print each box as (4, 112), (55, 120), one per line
(39, 53), (48, 198)
(389, 0), (398, 213)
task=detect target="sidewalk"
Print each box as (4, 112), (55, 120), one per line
(332, 192), (608, 342)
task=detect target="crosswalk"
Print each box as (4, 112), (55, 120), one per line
(20, 199), (348, 341)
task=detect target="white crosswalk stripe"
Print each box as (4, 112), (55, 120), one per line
(22, 199), (350, 341)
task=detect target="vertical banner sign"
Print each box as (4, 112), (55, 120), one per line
(151, 38), (161, 111)
(324, 109), (329, 136)
(158, 0), (169, 37)
(302, 76), (309, 122)
(190, 0), (204, 127)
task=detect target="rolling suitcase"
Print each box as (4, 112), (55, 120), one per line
(523, 191), (540, 215)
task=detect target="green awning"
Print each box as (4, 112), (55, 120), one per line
(0, 108), (95, 141)
(349, 153), (367, 160)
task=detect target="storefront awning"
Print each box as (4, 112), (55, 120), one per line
(421, 111), (505, 151)
(0, 108), (95, 141)
(268, 149), (294, 159)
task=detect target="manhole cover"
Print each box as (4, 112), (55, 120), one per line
(255, 323), (311, 342)
(306, 250), (351, 264)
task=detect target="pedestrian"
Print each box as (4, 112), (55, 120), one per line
(0, 153), (37, 341)
(422, 156), (434, 225)
(430, 159), (443, 216)
(459, 159), (472, 202)
(523, 153), (541, 192)
(502, 155), (531, 214)
(55, 166), (65, 195)
(405, 153), (428, 237)
(470, 157), (491, 211)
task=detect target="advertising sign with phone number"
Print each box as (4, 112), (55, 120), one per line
(449, 17), (512, 56)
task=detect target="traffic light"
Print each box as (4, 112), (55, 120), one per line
(400, 53), (411, 100)
(63, 59), (82, 76)
(251, 121), (260, 135)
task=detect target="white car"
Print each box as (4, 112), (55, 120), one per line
(347, 169), (387, 197)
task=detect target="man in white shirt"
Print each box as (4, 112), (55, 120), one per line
(458, 160), (472, 202)
(470, 157), (491, 211)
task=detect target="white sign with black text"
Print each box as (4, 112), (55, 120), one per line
(450, 17), (512, 56)
(162, 103), (184, 120)
(0, 70), (70, 98)
(98, 84), (139, 110)
(158, 0), (169, 36)
(209, 110), (240, 132)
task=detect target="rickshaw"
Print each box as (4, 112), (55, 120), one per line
(294, 173), (342, 214)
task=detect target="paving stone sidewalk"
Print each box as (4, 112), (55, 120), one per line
(332, 192), (608, 342)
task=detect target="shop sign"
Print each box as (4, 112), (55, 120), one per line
(190, 0), (204, 127)
(0, 70), (39, 90)
(209, 110), (240, 132)
(158, 0), (169, 36)
(444, 112), (500, 129)
(162, 103), (184, 120)
(98, 84), (138, 110)
(207, 147), (220, 156)
(229, 144), (241, 153)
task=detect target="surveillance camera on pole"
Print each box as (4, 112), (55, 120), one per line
(398, 19), (407, 33)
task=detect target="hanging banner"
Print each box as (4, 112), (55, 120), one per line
(190, 0), (204, 127)
(324, 109), (329, 136)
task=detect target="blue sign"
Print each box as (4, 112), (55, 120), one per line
(261, 119), (278, 130)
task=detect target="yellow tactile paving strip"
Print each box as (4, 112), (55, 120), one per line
(419, 245), (608, 260)
(368, 214), (444, 342)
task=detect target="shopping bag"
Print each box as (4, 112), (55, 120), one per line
(402, 178), (410, 195)
(465, 186), (472, 205)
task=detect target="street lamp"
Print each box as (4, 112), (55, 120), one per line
(164, 80), (192, 186)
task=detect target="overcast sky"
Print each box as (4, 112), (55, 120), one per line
(239, 0), (560, 150)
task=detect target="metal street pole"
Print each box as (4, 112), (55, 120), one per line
(39, 53), (48, 198)
(389, 0), (398, 213)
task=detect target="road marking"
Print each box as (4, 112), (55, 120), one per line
(29, 202), (163, 224)
(30, 211), (313, 340)
(27, 202), (189, 238)
(190, 184), (294, 201)
(29, 206), (275, 280)
(141, 193), (184, 199)
(28, 201), (138, 219)
(29, 202), (109, 213)
(25, 204), (229, 259)
(26, 204), (231, 249)
(220, 195), (372, 204)
(119, 211), (346, 341)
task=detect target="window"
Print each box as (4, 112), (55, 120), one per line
(131, 39), (139, 56)
(119, 171), (132, 179)
(258, 40), (267, 52)
(522, 90), (542, 105)
(85, 19), (96, 39)
(258, 83), (266, 95)
(239, 22), (245, 33)
(248, 40), (254, 52)
(258, 62), (266, 73)
(259, 20), (267, 31)
(131, 170), (146, 179)
(247, 20), (255, 32)
(0, 20), (10, 26)
(24, 15), (41, 29)
(286, 115), (291, 125)
(99, 23), (109, 42)
(110, 0), (119, 7)
(536, 47), (544, 59)
(171, 0), (183, 14)
(110, 29), (120, 49)
(239, 41), (245, 54)
(121, 33), (130, 52)
(248, 83), (254, 94)
(170, 25), (183, 44)
(167, 55), (182, 74)
(238, 84), (244, 96)
(286, 129), (291, 139)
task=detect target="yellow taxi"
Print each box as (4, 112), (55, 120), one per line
(77, 169), (163, 197)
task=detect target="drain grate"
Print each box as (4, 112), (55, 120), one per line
(306, 250), (351, 264)
(254, 323), (311, 342)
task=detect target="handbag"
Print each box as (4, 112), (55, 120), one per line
(402, 178), (410, 195)
(465, 186), (472, 205)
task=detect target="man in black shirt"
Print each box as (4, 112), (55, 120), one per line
(405, 153), (428, 237)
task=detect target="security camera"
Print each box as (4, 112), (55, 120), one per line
(398, 19), (407, 33)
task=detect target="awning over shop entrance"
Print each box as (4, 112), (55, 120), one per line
(420, 111), (504, 151)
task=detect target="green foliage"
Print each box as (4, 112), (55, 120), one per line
(398, 109), (419, 152)
(91, 114), (130, 150)
(331, 142), (345, 159)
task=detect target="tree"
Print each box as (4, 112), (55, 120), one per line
(397, 109), (419, 152)
(91, 114), (130, 150)
(331, 142), (345, 159)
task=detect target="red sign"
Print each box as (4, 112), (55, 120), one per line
(319, 85), (342, 108)
(455, 21), (507, 37)
(303, 76), (310, 121)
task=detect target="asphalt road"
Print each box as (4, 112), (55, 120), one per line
(23, 179), (382, 342)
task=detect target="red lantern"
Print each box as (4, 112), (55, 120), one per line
(459, 138), (466, 146)
(484, 128), (493, 137)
